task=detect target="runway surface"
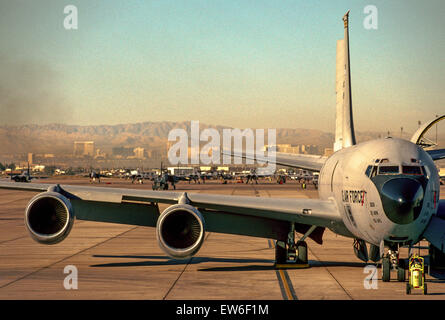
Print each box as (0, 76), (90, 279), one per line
(0, 177), (444, 300)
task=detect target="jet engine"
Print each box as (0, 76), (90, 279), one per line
(156, 204), (205, 259)
(25, 192), (74, 245)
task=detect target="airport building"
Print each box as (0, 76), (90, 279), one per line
(324, 148), (334, 157)
(133, 147), (145, 159)
(167, 166), (195, 176)
(266, 144), (322, 155)
(74, 141), (94, 157)
(112, 147), (134, 158)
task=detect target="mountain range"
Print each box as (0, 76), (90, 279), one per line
(0, 121), (439, 155)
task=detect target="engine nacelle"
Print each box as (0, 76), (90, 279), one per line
(156, 204), (205, 259)
(25, 192), (74, 245)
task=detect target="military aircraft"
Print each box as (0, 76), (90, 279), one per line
(10, 163), (33, 183)
(0, 11), (444, 283)
(89, 171), (102, 183)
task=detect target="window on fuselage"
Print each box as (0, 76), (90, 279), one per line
(378, 166), (399, 175)
(365, 165), (373, 177)
(402, 165), (422, 175)
(370, 166), (378, 178)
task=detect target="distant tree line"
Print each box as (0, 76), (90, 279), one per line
(0, 163), (16, 171)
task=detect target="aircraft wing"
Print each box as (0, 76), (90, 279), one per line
(427, 149), (445, 161)
(0, 181), (342, 244)
(222, 149), (327, 172)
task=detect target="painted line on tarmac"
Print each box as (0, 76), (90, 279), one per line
(251, 184), (298, 300)
(275, 269), (298, 300)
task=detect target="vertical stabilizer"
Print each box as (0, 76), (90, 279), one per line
(334, 11), (356, 152)
(334, 39), (345, 152)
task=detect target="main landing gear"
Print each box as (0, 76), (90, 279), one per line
(274, 224), (314, 269)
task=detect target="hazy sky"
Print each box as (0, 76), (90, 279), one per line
(0, 0), (443, 135)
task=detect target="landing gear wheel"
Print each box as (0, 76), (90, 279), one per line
(275, 241), (287, 264)
(397, 259), (406, 282)
(382, 256), (391, 282)
(424, 283), (427, 295)
(406, 283), (411, 295)
(297, 241), (308, 264)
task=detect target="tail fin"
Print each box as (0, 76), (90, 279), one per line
(334, 10), (356, 152)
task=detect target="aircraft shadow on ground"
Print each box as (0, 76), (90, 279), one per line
(428, 269), (445, 283)
(90, 255), (368, 271)
(199, 260), (368, 272)
(90, 254), (274, 268)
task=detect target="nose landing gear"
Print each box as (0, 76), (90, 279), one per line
(382, 247), (406, 282)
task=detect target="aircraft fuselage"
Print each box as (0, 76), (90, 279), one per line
(318, 137), (440, 247)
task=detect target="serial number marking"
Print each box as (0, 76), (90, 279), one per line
(220, 304), (269, 316)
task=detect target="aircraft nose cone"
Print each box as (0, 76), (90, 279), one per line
(380, 178), (424, 225)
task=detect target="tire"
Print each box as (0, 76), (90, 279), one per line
(424, 283), (427, 295)
(406, 283), (411, 295)
(297, 241), (308, 264)
(382, 256), (391, 282)
(275, 241), (287, 264)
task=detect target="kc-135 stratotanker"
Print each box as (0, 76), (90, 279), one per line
(0, 11), (444, 282)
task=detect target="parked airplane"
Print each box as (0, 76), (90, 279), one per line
(0, 11), (444, 283)
(10, 163), (33, 183)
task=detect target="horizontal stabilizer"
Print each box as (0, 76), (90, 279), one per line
(222, 149), (326, 172)
(272, 152), (327, 171)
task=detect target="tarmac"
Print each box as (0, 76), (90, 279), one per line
(0, 176), (444, 300)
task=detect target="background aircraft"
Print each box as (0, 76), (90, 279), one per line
(10, 163), (34, 183)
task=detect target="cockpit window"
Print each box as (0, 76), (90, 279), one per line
(402, 166), (422, 175)
(378, 166), (399, 175)
(422, 166), (430, 179)
(365, 165), (373, 177)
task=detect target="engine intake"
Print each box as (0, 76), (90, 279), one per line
(156, 204), (205, 259)
(25, 192), (74, 245)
